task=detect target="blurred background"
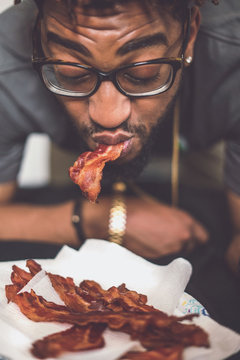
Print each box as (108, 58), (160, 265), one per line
(0, 0), (51, 188)
(0, 0), (12, 12)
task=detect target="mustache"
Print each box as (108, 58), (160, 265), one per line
(83, 119), (148, 144)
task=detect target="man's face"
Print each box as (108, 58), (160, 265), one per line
(40, 0), (195, 175)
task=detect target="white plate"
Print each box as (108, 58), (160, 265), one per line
(0, 239), (239, 360)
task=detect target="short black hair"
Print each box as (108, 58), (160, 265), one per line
(16, 0), (219, 23)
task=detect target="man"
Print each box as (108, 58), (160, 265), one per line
(0, 1), (239, 283)
(1, 0), (240, 335)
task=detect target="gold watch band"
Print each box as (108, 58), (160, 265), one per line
(108, 182), (127, 245)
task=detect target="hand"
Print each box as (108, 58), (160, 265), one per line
(225, 234), (240, 276)
(82, 194), (209, 259)
(124, 197), (208, 258)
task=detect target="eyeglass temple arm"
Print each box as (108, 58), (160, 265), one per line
(181, 7), (192, 58)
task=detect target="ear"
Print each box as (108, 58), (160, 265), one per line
(184, 6), (201, 66)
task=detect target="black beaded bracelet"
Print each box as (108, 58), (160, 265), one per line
(71, 198), (85, 245)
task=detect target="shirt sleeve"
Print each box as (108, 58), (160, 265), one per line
(0, 81), (28, 183)
(0, 1), (71, 184)
(0, 68), (69, 184)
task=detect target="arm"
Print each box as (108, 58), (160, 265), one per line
(0, 181), (79, 247)
(0, 181), (16, 203)
(226, 189), (240, 275)
(0, 180), (208, 256)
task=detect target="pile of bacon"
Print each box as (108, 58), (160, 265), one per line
(69, 143), (124, 202)
(5, 259), (209, 359)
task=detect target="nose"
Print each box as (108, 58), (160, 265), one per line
(88, 81), (131, 129)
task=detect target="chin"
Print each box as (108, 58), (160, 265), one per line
(118, 149), (141, 164)
(103, 146), (150, 184)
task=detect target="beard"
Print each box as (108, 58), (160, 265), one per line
(102, 94), (178, 185)
(67, 92), (178, 185)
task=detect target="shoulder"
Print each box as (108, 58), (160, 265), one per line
(181, 0), (240, 147)
(0, 0), (37, 66)
(0, 0), (37, 33)
(200, 0), (240, 45)
(0, 1), (67, 142)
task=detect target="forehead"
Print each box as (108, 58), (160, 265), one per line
(42, 0), (180, 36)
(41, 0), (182, 66)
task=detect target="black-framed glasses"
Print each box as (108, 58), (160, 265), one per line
(32, 10), (190, 98)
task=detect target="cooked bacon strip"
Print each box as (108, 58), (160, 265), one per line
(14, 290), (73, 323)
(100, 284), (156, 313)
(48, 274), (158, 313)
(6, 261), (210, 359)
(79, 281), (149, 308)
(13, 289), (208, 349)
(12, 288), (187, 329)
(69, 143), (124, 202)
(122, 346), (184, 360)
(47, 273), (93, 313)
(31, 324), (106, 359)
(136, 319), (209, 349)
(5, 259), (42, 303)
(12, 289), (159, 326)
(63, 311), (199, 337)
(13, 289), (208, 356)
(79, 279), (111, 300)
(117, 283), (148, 304)
(26, 259), (42, 276)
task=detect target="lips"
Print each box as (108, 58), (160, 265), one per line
(92, 131), (133, 159)
(92, 131), (133, 146)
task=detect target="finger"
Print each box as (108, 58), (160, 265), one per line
(225, 241), (240, 276)
(191, 221), (209, 244)
(124, 235), (161, 259)
(180, 236), (197, 253)
(184, 239), (196, 253)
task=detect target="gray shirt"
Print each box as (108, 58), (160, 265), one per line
(0, 0), (69, 182)
(0, 0), (240, 194)
(181, 0), (240, 193)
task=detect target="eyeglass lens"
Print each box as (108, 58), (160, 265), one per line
(117, 63), (173, 94)
(42, 64), (97, 95)
(41, 62), (174, 96)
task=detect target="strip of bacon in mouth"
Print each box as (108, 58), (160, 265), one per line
(69, 143), (124, 202)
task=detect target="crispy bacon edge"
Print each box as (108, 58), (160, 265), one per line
(5, 259), (42, 303)
(5, 261), (210, 359)
(31, 324), (107, 359)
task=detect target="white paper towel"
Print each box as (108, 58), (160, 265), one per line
(0, 239), (239, 360)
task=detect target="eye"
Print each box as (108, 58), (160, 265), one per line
(119, 63), (169, 85)
(55, 66), (92, 84)
(124, 66), (160, 83)
(41, 63), (98, 92)
(116, 63), (173, 93)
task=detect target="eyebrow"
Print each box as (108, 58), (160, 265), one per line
(47, 31), (92, 57)
(46, 31), (168, 58)
(117, 32), (168, 56)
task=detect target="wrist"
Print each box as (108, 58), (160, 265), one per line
(82, 197), (110, 240)
(108, 182), (127, 245)
(80, 182), (127, 244)
(71, 198), (85, 245)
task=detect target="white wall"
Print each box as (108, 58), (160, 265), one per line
(0, 0), (13, 13)
(1, 0), (51, 187)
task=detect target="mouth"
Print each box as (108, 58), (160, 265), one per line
(92, 131), (134, 159)
(92, 130), (133, 145)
